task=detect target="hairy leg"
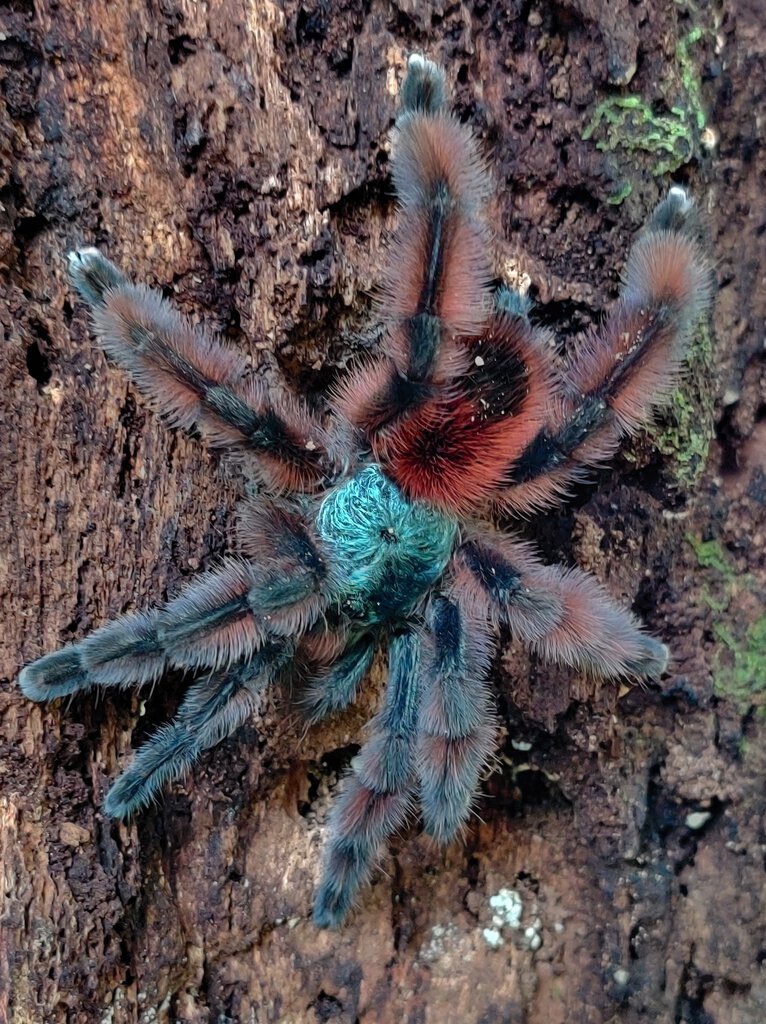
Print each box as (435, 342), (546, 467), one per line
(451, 529), (668, 680)
(20, 537), (327, 701)
(335, 58), (563, 515)
(417, 596), (497, 842)
(301, 633), (377, 725)
(498, 187), (713, 514)
(104, 640), (291, 817)
(333, 53), (493, 437)
(68, 247), (345, 491)
(313, 629), (420, 927)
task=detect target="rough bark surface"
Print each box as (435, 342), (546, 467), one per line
(2, 1), (765, 1022)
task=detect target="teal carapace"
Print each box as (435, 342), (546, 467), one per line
(316, 464), (458, 625)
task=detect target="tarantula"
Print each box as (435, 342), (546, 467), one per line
(19, 54), (711, 927)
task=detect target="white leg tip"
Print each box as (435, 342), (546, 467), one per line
(668, 185), (692, 211)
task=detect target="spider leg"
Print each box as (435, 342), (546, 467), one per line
(335, 56), (563, 515)
(20, 539), (327, 700)
(417, 596), (497, 843)
(333, 53), (493, 435)
(499, 187), (713, 513)
(383, 54), (492, 347)
(313, 629), (420, 928)
(494, 284), (533, 322)
(104, 639), (291, 817)
(67, 247), (344, 491)
(301, 632), (377, 725)
(452, 529), (668, 680)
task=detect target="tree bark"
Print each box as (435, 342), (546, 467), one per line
(2, 1), (765, 1022)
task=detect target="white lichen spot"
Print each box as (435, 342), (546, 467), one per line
(685, 810), (712, 830)
(510, 738), (532, 752)
(522, 922), (543, 951)
(100, 986), (127, 1024)
(486, 888), (544, 952)
(420, 923), (459, 962)
(489, 888), (523, 929)
(483, 927), (504, 949)
(613, 967), (631, 987)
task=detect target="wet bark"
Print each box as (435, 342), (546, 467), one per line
(2, 1), (765, 1021)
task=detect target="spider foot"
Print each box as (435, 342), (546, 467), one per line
(494, 284), (533, 322)
(20, 609), (164, 700)
(103, 644), (288, 817)
(67, 247), (127, 307)
(399, 53), (447, 115)
(648, 186), (697, 234)
(625, 637), (669, 680)
(19, 646), (92, 702)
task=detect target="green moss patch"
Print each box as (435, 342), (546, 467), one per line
(582, 27), (708, 200)
(686, 536), (766, 714)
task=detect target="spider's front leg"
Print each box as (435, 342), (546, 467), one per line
(332, 53), (495, 442)
(334, 53), (559, 515)
(67, 247), (345, 491)
(417, 595), (497, 843)
(313, 629), (420, 928)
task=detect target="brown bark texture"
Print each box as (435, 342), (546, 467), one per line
(1, 0), (765, 1021)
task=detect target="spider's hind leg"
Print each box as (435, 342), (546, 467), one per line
(68, 247), (344, 491)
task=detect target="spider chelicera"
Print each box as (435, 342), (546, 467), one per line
(19, 54), (712, 927)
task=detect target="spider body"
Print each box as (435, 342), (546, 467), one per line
(19, 54), (712, 928)
(316, 464), (458, 624)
